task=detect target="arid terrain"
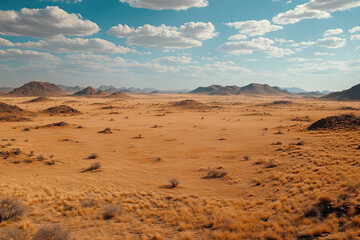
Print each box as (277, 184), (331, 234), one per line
(0, 94), (360, 239)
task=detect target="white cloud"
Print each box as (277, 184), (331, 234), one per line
(153, 56), (192, 64)
(314, 52), (335, 56)
(317, 37), (346, 48)
(218, 37), (294, 58)
(9, 36), (138, 54)
(41, 0), (82, 3)
(0, 6), (99, 38)
(0, 38), (15, 47)
(107, 22), (217, 49)
(324, 28), (343, 36)
(0, 49), (58, 61)
(351, 35), (360, 40)
(228, 34), (247, 41)
(273, 0), (360, 25)
(275, 38), (295, 44)
(225, 20), (283, 36)
(292, 37), (346, 49)
(349, 26), (360, 33)
(119, 0), (208, 10)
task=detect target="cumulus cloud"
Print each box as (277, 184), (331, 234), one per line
(349, 26), (360, 33)
(107, 22), (217, 49)
(2, 37), (138, 54)
(351, 35), (360, 40)
(0, 6), (99, 38)
(0, 49), (58, 61)
(324, 28), (343, 36)
(218, 37), (294, 58)
(228, 34), (247, 41)
(292, 37), (346, 49)
(153, 56), (192, 64)
(119, 0), (208, 10)
(273, 0), (360, 25)
(225, 20), (283, 36)
(41, 0), (82, 3)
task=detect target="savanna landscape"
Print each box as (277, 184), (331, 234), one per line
(1, 0), (360, 239)
(0, 82), (360, 239)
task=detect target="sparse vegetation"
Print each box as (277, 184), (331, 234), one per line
(88, 153), (98, 159)
(0, 198), (25, 222)
(169, 178), (179, 188)
(81, 162), (101, 172)
(102, 204), (121, 220)
(33, 225), (71, 240)
(205, 169), (228, 179)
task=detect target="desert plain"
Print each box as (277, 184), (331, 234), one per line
(0, 94), (360, 240)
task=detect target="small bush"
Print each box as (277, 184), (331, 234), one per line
(81, 162), (101, 173)
(243, 156), (250, 161)
(0, 227), (26, 240)
(103, 205), (121, 220)
(169, 178), (179, 188)
(32, 224), (71, 240)
(88, 153), (98, 159)
(99, 128), (112, 134)
(81, 198), (98, 208)
(0, 198), (25, 222)
(37, 155), (45, 161)
(206, 170), (228, 179)
(44, 160), (55, 165)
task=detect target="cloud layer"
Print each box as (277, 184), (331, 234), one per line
(273, 0), (360, 24)
(226, 20), (283, 37)
(107, 22), (217, 49)
(0, 6), (99, 38)
(119, 0), (208, 10)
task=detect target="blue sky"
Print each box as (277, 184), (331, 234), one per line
(0, 0), (359, 91)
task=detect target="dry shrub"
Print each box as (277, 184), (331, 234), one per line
(81, 162), (101, 173)
(103, 204), (121, 220)
(0, 198), (25, 222)
(0, 227), (26, 240)
(169, 179), (179, 188)
(32, 224), (71, 240)
(87, 153), (98, 159)
(80, 198), (98, 208)
(205, 170), (228, 179)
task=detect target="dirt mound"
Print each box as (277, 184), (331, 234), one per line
(41, 105), (81, 115)
(25, 97), (53, 103)
(0, 102), (29, 114)
(0, 115), (32, 122)
(107, 91), (130, 99)
(308, 114), (360, 130)
(171, 100), (209, 109)
(8, 81), (66, 97)
(73, 87), (109, 97)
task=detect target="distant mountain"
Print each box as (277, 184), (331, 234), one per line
(57, 84), (84, 93)
(73, 86), (109, 96)
(321, 84), (360, 101)
(281, 87), (307, 93)
(190, 83), (288, 96)
(97, 85), (119, 94)
(190, 85), (223, 94)
(0, 87), (14, 93)
(8, 81), (66, 97)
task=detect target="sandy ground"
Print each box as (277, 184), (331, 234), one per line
(0, 94), (359, 239)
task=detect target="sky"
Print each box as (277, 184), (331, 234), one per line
(0, 0), (359, 91)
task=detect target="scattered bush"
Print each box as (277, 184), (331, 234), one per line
(102, 205), (121, 220)
(81, 198), (98, 208)
(81, 162), (101, 173)
(37, 155), (45, 161)
(0, 198), (25, 222)
(205, 170), (228, 179)
(169, 178), (179, 188)
(99, 128), (112, 134)
(0, 227), (26, 240)
(243, 156), (250, 161)
(88, 153), (98, 159)
(32, 224), (71, 240)
(44, 160), (55, 165)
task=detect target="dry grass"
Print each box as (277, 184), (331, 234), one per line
(0, 198), (25, 222)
